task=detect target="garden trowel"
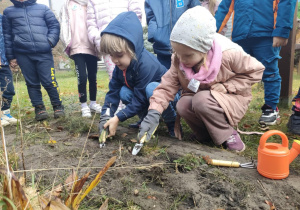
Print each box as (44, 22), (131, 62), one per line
(132, 126), (158, 155)
(99, 108), (110, 148)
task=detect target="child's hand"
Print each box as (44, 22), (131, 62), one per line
(9, 59), (18, 68)
(273, 37), (288, 47)
(210, 83), (227, 94)
(104, 116), (119, 138)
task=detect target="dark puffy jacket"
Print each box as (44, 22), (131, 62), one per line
(100, 11), (167, 122)
(145, 0), (200, 56)
(0, 14), (8, 66)
(2, 0), (60, 61)
(215, 0), (297, 42)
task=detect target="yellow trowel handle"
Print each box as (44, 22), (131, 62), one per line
(210, 159), (240, 167)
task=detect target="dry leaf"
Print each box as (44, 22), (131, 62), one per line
(243, 124), (251, 128)
(121, 133), (128, 138)
(57, 126), (64, 131)
(71, 156), (117, 210)
(99, 198), (109, 210)
(48, 139), (57, 144)
(147, 195), (157, 200)
(112, 150), (117, 154)
(26, 111), (32, 114)
(130, 139), (137, 143)
(52, 184), (63, 198)
(64, 170), (76, 192)
(134, 189), (139, 196)
(265, 200), (276, 210)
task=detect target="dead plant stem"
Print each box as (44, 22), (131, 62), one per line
(15, 72), (26, 179)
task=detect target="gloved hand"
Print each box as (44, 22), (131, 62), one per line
(99, 114), (111, 134)
(138, 109), (160, 142)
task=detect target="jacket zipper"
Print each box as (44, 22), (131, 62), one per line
(23, 5), (35, 52)
(123, 69), (132, 90)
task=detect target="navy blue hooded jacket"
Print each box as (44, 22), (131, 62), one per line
(0, 14), (8, 66)
(2, 0), (60, 61)
(215, 0), (297, 42)
(145, 0), (200, 56)
(100, 11), (167, 122)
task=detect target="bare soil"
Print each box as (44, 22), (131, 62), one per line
(4, 120), (300, 210)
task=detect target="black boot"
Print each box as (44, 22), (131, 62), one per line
(35, 105), (49, 121)
(53, 104), (65, 118)
(287, 112), (300, 135)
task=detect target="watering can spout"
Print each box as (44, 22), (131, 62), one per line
(289, 140), (300, 164)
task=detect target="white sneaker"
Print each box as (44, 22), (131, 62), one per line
(89, 103), (102, 113)
(2, 110), (18, 124)
(1, 118), (10, 127)
(81, 106), (92, 118)
(115, 104), (126, 115)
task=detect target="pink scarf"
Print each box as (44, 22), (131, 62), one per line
(179, 40), (222, 84)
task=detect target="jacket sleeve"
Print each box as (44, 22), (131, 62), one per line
(101, 69), (123, 117)
(2, 11), (14, 61)
(215, 0), (231, 32)
(129, 0), (142, 23)
(189, 0), (201, 8)
(222, 49), (265, 96)
(116, 59), (166, 122)
(272, 0), (297, 39)
(45, 7), (60, 47)
(145, 0), (157, 43)
(87, 0), (100, 51)
(149, 61), (181, 113)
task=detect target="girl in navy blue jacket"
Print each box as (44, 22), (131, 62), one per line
(99, 11), (178, 139)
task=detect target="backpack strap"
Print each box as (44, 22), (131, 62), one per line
(273, 0), (279, 28)
(218, 0), (235, 33)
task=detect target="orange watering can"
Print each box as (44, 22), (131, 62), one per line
(257, 130), (300, 179)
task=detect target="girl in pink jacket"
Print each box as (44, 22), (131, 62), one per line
(87, 0), (142, 115)
(60, 0), (101, 118)
(138, 6), (264, 153)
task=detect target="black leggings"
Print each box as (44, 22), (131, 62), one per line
(72, 54), (98, 103)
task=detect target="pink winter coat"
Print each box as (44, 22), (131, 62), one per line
(86, 0), (142, 53)
(149, 35), (265, 127)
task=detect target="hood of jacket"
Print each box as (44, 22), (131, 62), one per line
(101, 11), (144, 59)
(11, 0), (36, 7)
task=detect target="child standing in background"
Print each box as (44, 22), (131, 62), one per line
(2, 0), (64, 121)
(60, 0), (101, 118)
(87, 0), (141, 117)
(0, 13), (17, 126)
(215, 0), (297, 126)
(99, 12), (178, 139)
(139, 6), (264, 152)
(200, 0), (227, 35)
(145, 0), (200, 69)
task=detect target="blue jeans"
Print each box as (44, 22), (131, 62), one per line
(236, 37), (281, 110)
(0, 65), (15, 110)
(15, 52), (62, 107)
(119, 82), (180, 123)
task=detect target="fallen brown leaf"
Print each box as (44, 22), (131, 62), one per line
(147, 195), (157, 200)
(130, 139), (137, 143)
(57, 126), (64, 131)
(265, 200), (276, 210)
(99, 198), (109, 210)
(121, 133), (128, 138)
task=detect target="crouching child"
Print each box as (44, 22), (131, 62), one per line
(99, 11), (179, 139)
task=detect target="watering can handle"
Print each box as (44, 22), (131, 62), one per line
(259, 130), (289, 149)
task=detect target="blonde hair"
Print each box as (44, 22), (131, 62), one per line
(208, 0), (218, 16)
(100, 34), (135, 59)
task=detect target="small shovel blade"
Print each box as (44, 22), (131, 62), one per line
(132, 143), (144, 155)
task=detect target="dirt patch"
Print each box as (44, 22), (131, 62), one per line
(5, 122), (300, 209)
